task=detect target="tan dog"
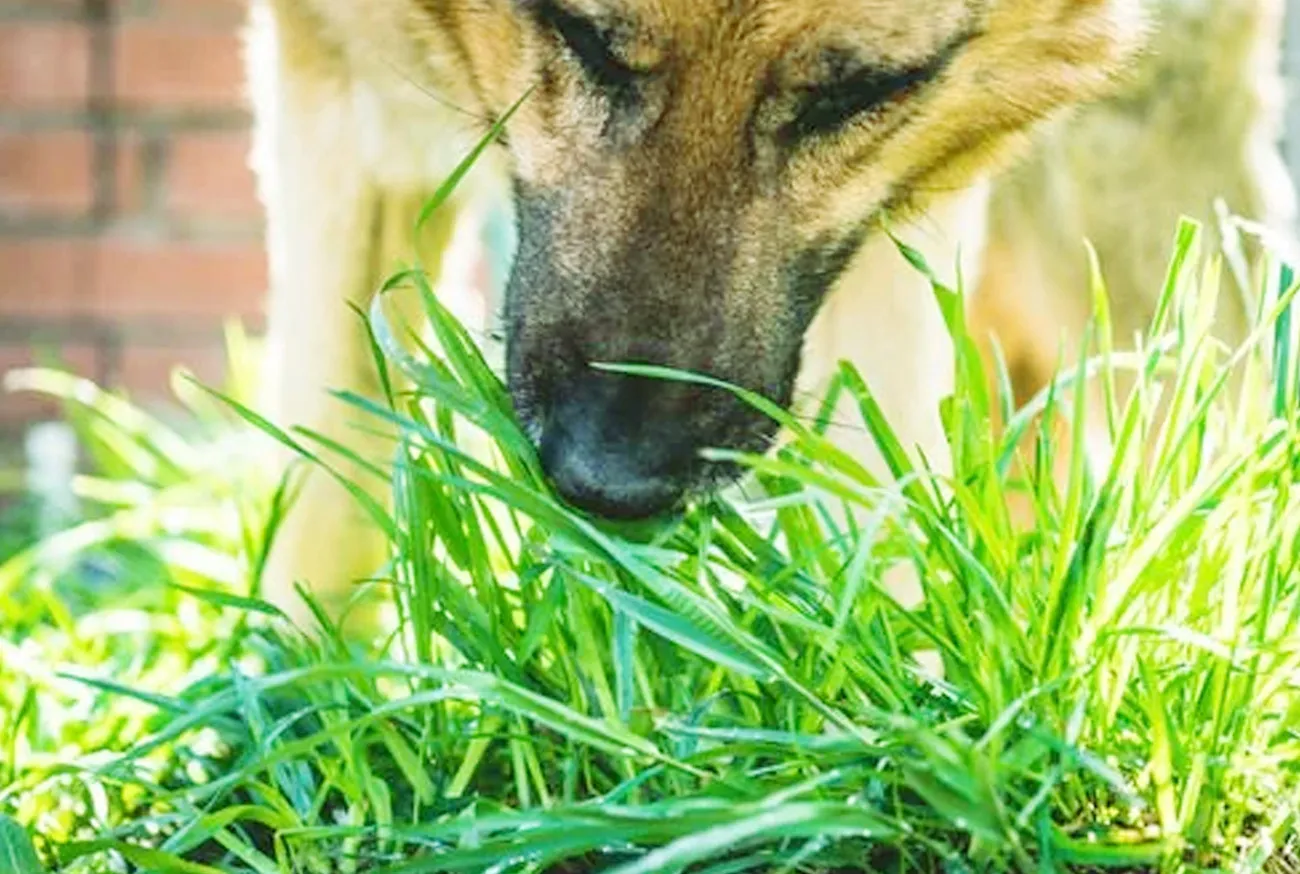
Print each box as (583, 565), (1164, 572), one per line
(243, 0), (1294, 629)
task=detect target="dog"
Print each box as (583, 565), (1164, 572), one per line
(242, 0), (1295, 630)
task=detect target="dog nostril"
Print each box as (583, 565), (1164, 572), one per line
(540, 430), (684, 520)
(540, 431), (686, 520)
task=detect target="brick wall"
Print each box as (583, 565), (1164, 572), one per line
(0, 0), (263, 436)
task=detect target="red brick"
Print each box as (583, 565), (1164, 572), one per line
(165, 131), (257, 220)
(0, 240), (93, 318)
(112, 130), (149, 215)
(0, 23), (91, 108)
(113, 21), (245, 109)
(112, 340), (227, 400)
(0, 1), (85, 19)
(90, 238), (266, 320)
(148, 0), (246, 25)
(0, 131), (95, 215)
(0, 341), (101, 425)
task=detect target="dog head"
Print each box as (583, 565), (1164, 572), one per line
(428, 0), (1143, 518)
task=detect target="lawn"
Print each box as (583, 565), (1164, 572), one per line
(1, 206), (1299, 872)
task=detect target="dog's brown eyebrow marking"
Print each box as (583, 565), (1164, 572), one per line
(527, 0), (623, 28)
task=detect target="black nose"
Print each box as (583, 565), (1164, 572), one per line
(537, 373), (695, 519)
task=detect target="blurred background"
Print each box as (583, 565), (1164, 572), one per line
(4, 0), (1300, 487)
(1, 0), (261, 483)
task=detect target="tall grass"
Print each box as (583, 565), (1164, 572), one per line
(2, 201), (1299, 869)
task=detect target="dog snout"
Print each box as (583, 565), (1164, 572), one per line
(535, 370), (711, 519)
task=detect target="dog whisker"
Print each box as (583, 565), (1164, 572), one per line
(376, 55), (495, 125)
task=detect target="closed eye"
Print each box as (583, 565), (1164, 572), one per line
(782, 43), (964, 146)
(537, 1), (638, 93)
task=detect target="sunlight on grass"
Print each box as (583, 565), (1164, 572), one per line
(2, 206), (1300, 870)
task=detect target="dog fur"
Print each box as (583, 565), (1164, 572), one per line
(243, 0), (1295, 629)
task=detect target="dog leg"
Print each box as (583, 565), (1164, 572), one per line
(245, 0), (464, 633)
(975, 0), (1297, 504)
(797, 182), (993, 610)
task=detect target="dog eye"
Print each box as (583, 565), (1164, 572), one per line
(784, 66), (930, 144)
(542, 3), (637, 93)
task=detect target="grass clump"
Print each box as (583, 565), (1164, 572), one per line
(2, 203), (1300, 871)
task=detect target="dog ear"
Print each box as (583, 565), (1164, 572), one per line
(831, 0), (1148, 222)
(984, 0), (1148, 102)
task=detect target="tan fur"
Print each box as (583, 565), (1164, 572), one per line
(973, 0), (1295, 415)
(243, 0), (1293, 630)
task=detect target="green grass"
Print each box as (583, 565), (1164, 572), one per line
(3, 201), (1300, 871)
